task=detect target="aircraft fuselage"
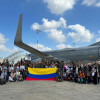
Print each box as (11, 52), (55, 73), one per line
(31, 46), (100, 62)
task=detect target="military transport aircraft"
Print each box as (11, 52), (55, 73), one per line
(14, 14), (100, 62)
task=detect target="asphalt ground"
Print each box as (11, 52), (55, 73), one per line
(0, 81), (100, 100)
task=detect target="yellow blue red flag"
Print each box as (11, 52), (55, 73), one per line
(26, 67), (57, 81)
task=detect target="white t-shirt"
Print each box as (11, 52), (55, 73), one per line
(92, 72), (95, 76)
(20, 65), (25, 70)
(65, 65), (69, 70)
(0, 66), (2, 71)
(76, 67), (78, 74)
(16, 72), (21, 76)
(9, 67), (14, 72)
(45, 65), (48, 68)
(4, 66), (7, 70)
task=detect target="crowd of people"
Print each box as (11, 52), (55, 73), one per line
(0, 59), (100, 85)
(0, 59), (28, 85)
(56, 61), (100, 84)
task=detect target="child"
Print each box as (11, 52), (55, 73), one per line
(63, 70), (66, 80)
(68, 71), (74, 81)
(78, 70), (85, 83)
(56, 71), (63, 82)
(16, 69), (23, 81)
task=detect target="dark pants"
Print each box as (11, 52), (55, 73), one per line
(13, 77), (17, 82)
(97, 77), (100, 84)
(56, 75), (63, 82)
(74, 74), (78, 83)
(0, 78), (6, 85)
(87, 76), (91, 83)
(93, 76), (97, 84)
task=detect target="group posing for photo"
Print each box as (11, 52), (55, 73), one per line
(0, 59), (100, 85)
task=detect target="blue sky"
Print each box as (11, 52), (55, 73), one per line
(0, 0), (100, 58)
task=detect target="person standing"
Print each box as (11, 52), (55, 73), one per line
(0, 69), (7, 84)
(20, 63), (25, 70)
(92, 65), (97, 84)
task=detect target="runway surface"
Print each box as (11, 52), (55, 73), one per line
(0, 81), (100, 100)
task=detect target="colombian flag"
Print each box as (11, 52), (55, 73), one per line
(26, 67), (57, 81)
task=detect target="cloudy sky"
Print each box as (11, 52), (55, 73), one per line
(0, 0), (100, 58)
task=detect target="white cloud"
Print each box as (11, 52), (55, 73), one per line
(47, 29), (66, 43)
(66, 45), (72, 48)
(68, 24), (93, 43)
(44, 0), (76, 15)
(96, 38), (100, 42)
(56, 44), (66, 49)
(56, 44), (72, 49)
(82, 0), (100, 7)
(42, 17), (66, 29)
(0, 45), (18, 53)
(31, 17), (67, 43)
(96, 2), (100, 7)
(0, 33), (18, 53)
(31, 17), (67, 30)
(11, 47), (18, 53)
(31, 23), (41, 30)
(0, 44), (9, 52)
(98, 30), (100, 34)
(29, 43), (51, 51)
(0, 33), (8, 44)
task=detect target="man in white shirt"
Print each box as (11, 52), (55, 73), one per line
(65, 63), (69, 70)
(9, 64), (14, 73)
(20, 63), (25, 70)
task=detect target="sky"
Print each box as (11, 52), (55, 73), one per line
(0, 0), (100, 58)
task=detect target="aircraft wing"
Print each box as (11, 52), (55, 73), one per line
(14, 14), (55, 60)
(89, 41), (100, 46)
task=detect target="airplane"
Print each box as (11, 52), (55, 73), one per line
(14, 14), (100, 62)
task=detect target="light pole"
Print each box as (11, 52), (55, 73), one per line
(36, 30), (40, 50)
(73, 42), (76, 47)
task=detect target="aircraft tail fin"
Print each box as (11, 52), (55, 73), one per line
(89, 41), (100, 46)
(14, 14), (58, 61)
(14, 14), (22, 44)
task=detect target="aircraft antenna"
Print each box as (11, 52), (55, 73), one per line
(36, 30), (41, 50)
(73, 42), (76, 47)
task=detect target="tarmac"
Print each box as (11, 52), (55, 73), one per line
(0, 81), (100, 100)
